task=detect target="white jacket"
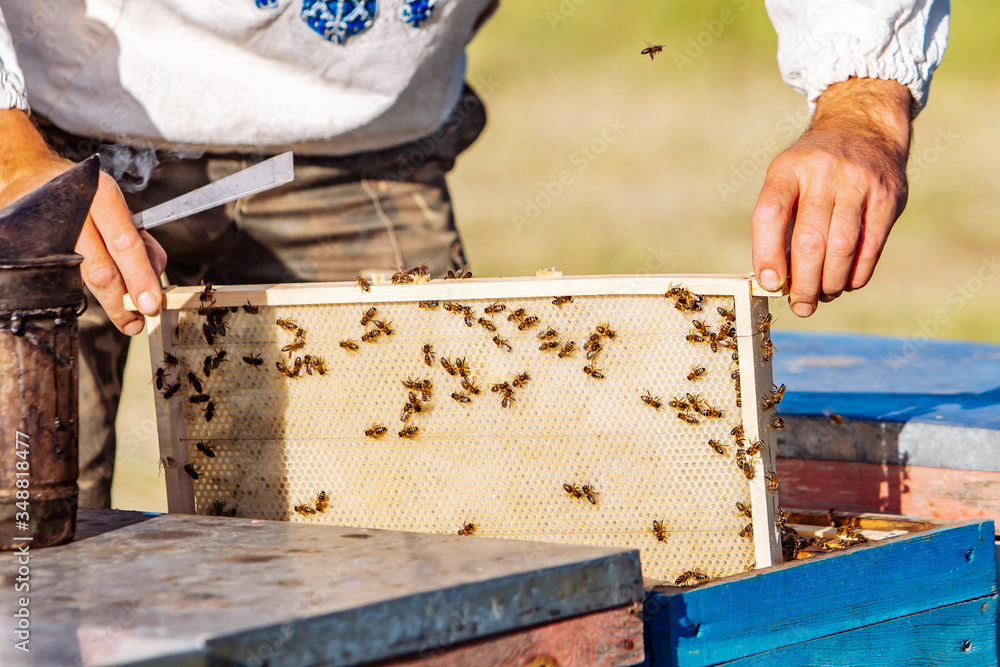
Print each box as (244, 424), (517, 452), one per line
(0, 1), (947, 155)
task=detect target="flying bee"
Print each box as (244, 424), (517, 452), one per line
(765, 470), (779, 492)
(718, 306), (736, 322)
(747, 439), (763, 457)
(161, 383), (182, 400)
(242, 299), (259, 314)
(518, 316), (540, 330)
(478, 318), (497, 332)
(361, 328), (382, 343)
(640, 40), (664, 60)
(687, 365), (707, 381)
(686, 334), (705, 343)
(539, 341), (560, 352)
(422, 344), (435, 366)
(739, 523), (754, 539)
(762, 338), (774, 362)
(583, 364), (605, 380)
(507, 308), (526, 322)
(276, 317), (297, 332)
(493, 336), (512, 353)
(596, 323), (616, 339)
(563, 483), (584, 499)
(457, 522), (477, 536)
(418, 300), (439, 309)
(651, 520), (667, 542)
(641, 390), (663, 411)
(365, 424), (388, 439)
(451, 391), (472, 404)
(189, 393), (211, 404)
(440, 358), (457, 376)
(559, 341), (577, 358)
(163, 352), (180, 367)
(356, 275), (371, 292)
(512, 372), (531, 389)
(183, 463), (201, 480)
(537, 327), (559, 341)
(552, 296), (573, 306)
(736, 501), (752, 518)
(195, 441), (216, 457)
(154, 366), (168, 391)
(398, 426), (419, 439)
(294, 503), (316, 516)
(677, 413), (700, 424)
(581, 484), (600, 505)
(360, 307), (377, 326)
(771, 415), (785, 430)
(315, 491), (329, 513)
(199, 282), (216, 306)
(708, 439), (726, 456)
(204, 401), (216, 422)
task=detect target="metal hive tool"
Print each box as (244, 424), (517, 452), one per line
(138, 274), (783, 580)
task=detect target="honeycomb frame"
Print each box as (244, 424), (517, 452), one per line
(139, 274), (782, 580)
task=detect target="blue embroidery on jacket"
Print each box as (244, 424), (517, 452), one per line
(401, 0), (437, 27)
(256, 0), (278, 8)
(300, 1), (378, 43)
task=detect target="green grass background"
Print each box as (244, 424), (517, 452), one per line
(112, 1), (1000, 511)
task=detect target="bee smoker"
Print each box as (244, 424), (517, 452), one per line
(0, 156), (100, 549)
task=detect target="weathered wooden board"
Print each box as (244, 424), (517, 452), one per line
(641, 519), (997, 667)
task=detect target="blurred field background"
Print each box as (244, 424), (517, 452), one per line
(113, 0), (1000, 511)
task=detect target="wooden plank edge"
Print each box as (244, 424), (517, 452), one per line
(375, 603), (644, 667)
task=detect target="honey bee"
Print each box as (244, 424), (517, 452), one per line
(692, 320), (710, 335)
(276, 360), (291, 376)
(507, 308), (526, 322)
(596, 323), (617, 339)
(687, 365), (707, 381)
(359, 307), (377, 326)
(765, 470), (779, 492)
(242, 352), (264, 368)
(675, 569), (710, 586)
(677, 413), (700, 424)
(686, 334), (705, 344)
(294, 503), (317, 516)
(493, 336), (512, 352)
(340, 339), (360, 352)
(758, 313), (773, 336)
(732, 424), (745, 440)
(685, 393), (704, 413)
(442, 301), (461, 313)
(440, 358), (457, 376)
(445, 268), (473, 280)
(718, 322), (734, 339)
(463, 313), (476, 328)
(315, 491), (329, 513)
(365, 424), (388, 439)
(585, 340), (602, 360)
(491, 381), (512, 395)
(641, 390), (663, 411)
(282, 339), (306, 356)
(583, 364), (605, 380)
(771, 415), (785, 430)
(552, 296), (573, 306)
(761, 395), (776, 411)
(154, 366), (168, 391)
(457, 522), (477, 536)
(455, 378), (478, 396)
(715, 305), (735, 322)
(390, 270), (411, 285)
(361, 328), (382, 343)
(746, 439), (762, 457)
(563, 483), (584, 499)
(189, 393), (211, 404)
(477, 318), (497, 332)
(762, 338), (774, 362)
(451, 391), (472, 404)
(400, 403), (415, 423)
(416, 343), (434, 366)
(500, 394), (515, 409)
(773, 383), (786, 404)
(418, 300), (439, 309)
(708, 439), (726, 456)
(202, 323), (215, 346)
(739, 523), (754, 539)
(537, 327), (559, 341)
(183, 463), (201, 480)
(195, 441), (216, 457)
(539, 341), (560, 352)
(518, 316), (540, 330)
(484, 301), (506, 315)
(707, 333), (719, 353)
(512, 372), (531, 389)
(276, 317), (297, 332)
(204, 401), (216, 422)
(668, 397), (689, 411)
(454, 357), (470, 378)
(581, 484), (600, 505)
(736, 501), (752, 518)
(161, 382), (182, 400)
(163, 352), (180, 367)
(402, 377), (424, 391)
(199, 282), (216, 306)
(374, 320), (394, 337)
(242, 299), (260, 314)
(356, 275), (371, 292)
(640, 40), (664, 60)
(651, 520), (667, 542)
(702, 406), (723, 419)
(741, 462), (756, 481)
(398, 425), (420, 439)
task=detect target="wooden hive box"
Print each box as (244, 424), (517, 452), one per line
(640, 511), (999, 666)
(134, 273), (785, 582)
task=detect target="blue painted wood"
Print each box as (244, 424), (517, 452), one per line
(771, 331), (1000, 431)
(641, 520), (997, 667)
(718, 596), (998, 666)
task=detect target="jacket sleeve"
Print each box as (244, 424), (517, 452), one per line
(765, 0), (949, 117)
(0, 8), (29, 111)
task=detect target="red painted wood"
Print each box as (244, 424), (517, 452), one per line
(380, 604), (643, 667)
(778, 458), (1000, 526)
